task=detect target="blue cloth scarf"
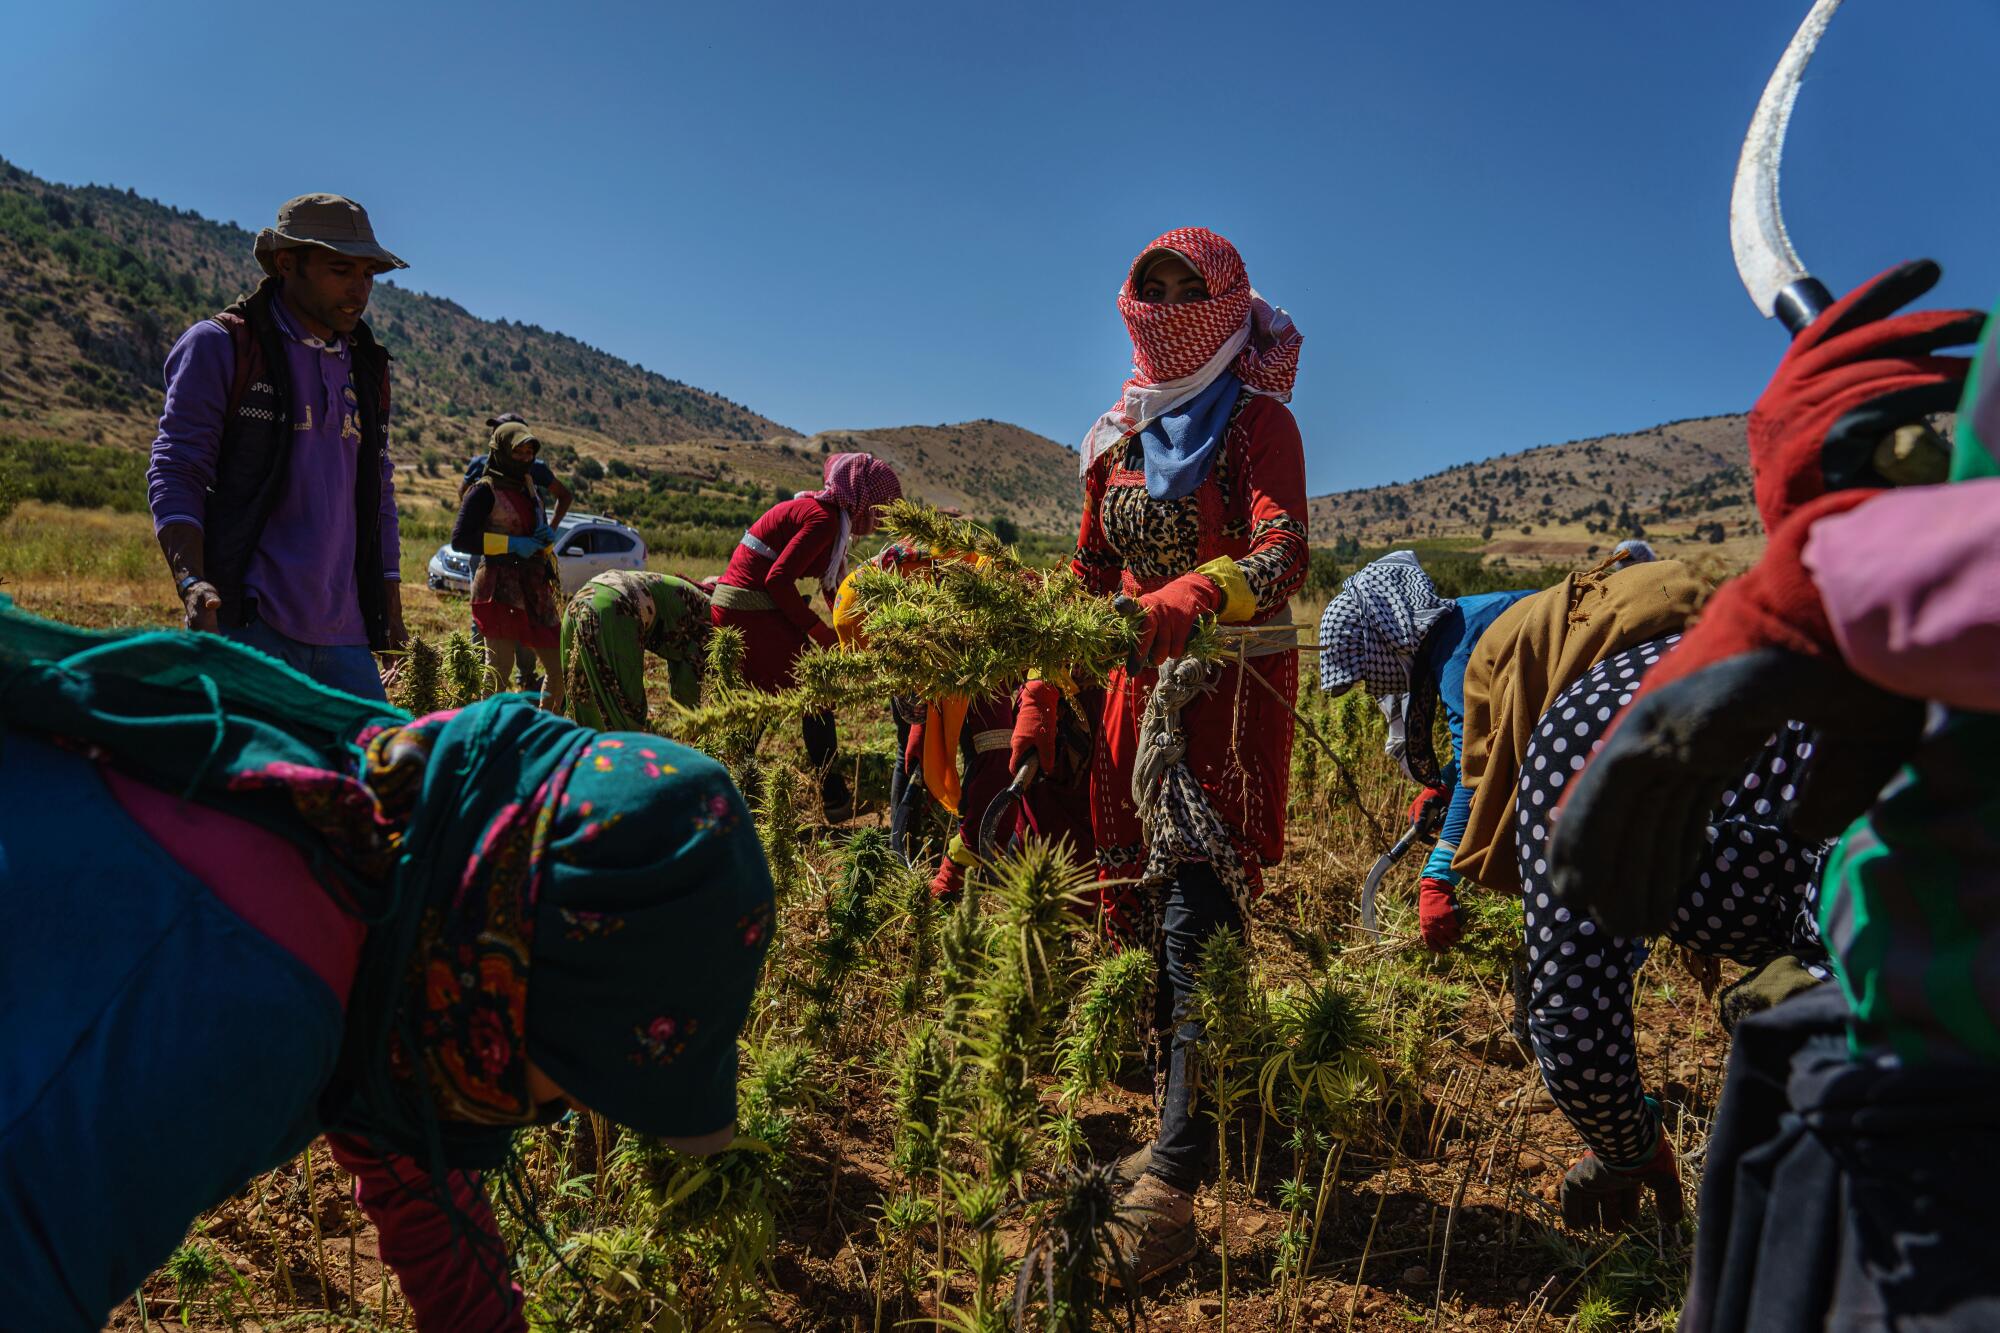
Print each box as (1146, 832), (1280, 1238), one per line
(1138, 370), (1242, 501)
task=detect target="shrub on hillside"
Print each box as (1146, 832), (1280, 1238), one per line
(0, 435), (149, 512)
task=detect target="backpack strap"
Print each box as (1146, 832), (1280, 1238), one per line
(213, 311), (258, 422)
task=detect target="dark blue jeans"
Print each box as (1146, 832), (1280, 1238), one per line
(1147, 862), (1243, 1193)
(223, 616), (386, 702)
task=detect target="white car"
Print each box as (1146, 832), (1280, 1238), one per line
(426, 513), (648, 598)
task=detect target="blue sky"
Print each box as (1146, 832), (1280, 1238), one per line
(2, 1), (1996, 493)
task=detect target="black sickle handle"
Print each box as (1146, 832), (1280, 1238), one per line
(1775, 276), (1834, 336)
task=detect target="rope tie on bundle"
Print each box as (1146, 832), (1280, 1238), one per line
(1131, 655), (1257, 936)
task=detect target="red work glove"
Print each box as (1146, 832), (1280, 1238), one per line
(1406, 786), (1447, 828)
(1011, 679), (1060, 776)
(1560, 1131), (1684, 1230)
(903, 719), (925, 776)
(1417, 878), (1461, 951)
(1744, 259), (1981, 529)
(1135, 572), (1225, 666)
(929, 855), (965, 901)
(1550, 266), (1974, 939)
(1633, 263), (1983, 698)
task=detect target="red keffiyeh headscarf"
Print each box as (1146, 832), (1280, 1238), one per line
(1082, 227), (1303, 475)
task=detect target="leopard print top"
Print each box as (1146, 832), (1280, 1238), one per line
(1074, 392), (1309, 620)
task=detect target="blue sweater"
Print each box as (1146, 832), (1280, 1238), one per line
(1414, 590), (1535, 884)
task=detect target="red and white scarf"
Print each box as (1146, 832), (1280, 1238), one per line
(1081, 227), (1303, 476)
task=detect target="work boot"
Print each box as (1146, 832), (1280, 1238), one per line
(1108, 1173), (1198, 1286)
(1718, 954), (1824, 1032)
(1108, 1143), (1153, 1188)
(820, 772), (853, 825)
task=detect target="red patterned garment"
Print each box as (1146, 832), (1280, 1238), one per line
(1073, 392), (1310, 920)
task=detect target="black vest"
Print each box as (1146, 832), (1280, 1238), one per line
(205, 278), (392, 648)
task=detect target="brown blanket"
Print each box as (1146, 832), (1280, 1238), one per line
(1451, 559), (1707, 893)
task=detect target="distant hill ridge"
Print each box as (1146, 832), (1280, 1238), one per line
(0, 153), (1768, 552)
(0, 155), (1081, 533)
(1307, 414), (1765, 563)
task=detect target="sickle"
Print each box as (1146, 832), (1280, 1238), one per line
(1357, 796), (1446, 936)
(1729, 0), (1843, 335)
(977, 752), (1038, 861)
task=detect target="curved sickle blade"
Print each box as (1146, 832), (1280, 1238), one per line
(1358, 822), (1422, 935)
(1730, 0), (1842, 333)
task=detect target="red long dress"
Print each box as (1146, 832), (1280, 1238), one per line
(712, 495), (841, 690)
(1071, 394), (1310, 926)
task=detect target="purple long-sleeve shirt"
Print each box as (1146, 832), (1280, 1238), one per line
(148, 297), (400, 647)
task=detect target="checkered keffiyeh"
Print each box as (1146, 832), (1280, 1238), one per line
(1081, 227), (1303, 476)
(1316, 552), (1453, 695)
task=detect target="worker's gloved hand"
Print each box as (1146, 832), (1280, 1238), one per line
(903, 719), (925, 776)
(532, 523), (557, 546)
(1560, 1132), (1684, 1230)
(1717, 954), (1825, 1033)
(1135, 573), (1225, 666)
(1747, 259), (1981, 520)
(1549, 648), (1924, 939)
(505, 535), (546, 558)
(1011, 679), (1060, 776)
(1417, 878), (1462, 951)
(1407, 786), (1447, 829)
(1626, 264), (1985, 706)
(929, 856), (965, 901)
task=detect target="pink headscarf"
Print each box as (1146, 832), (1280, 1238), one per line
(815, 452), (902, 536)
(803, 451), (902, 591)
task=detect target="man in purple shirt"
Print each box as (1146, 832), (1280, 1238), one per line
(147, 194), (408, 700)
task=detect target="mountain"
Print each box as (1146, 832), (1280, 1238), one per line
(1308, 415), (1764, 564)
(798, 421), (1080, 534)
(0, 156), (1082, 534)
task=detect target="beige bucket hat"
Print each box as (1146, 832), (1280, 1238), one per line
(254, 194), (408, 277)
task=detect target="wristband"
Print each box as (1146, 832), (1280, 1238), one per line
(176, 573), (208, 598)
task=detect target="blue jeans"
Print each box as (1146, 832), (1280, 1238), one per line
(1148, 863), (1243, 1192)
(223, 617), (387, 702)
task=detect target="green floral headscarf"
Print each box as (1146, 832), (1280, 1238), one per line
(0, 601), (772, 1165)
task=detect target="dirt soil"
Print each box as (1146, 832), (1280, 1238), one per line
(103, 866), (1730, 1332)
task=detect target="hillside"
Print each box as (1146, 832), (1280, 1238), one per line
(0, 156), (1082, 535)
(1309, 415), (1764, 566)
(800, 420), (1079, 534)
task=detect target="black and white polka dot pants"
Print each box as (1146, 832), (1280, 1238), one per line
(1515, 635), (1824, 1167)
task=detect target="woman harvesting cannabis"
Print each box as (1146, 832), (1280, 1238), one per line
(711, 449), (902, 818)
(0, 603), (772, 1331)
(561, 568), (714, 731)
(451, 420), (565, 710)
(1316, 552), (1537, 949)
(1319, 550), (1836, 1229)
(1018, 226), (1308, 1279)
